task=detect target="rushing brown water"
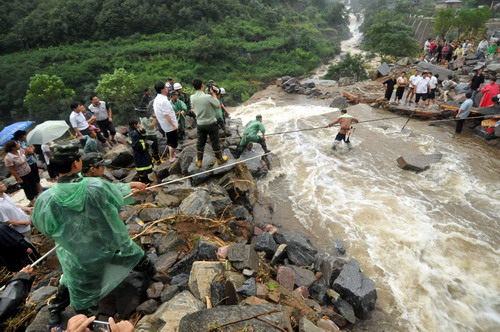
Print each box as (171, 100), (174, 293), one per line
(232, 99), (499, 331)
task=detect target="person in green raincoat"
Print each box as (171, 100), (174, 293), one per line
(170, 91), (188, 140)
(234, 115), (270, 158)
(31, 144), (154, 324)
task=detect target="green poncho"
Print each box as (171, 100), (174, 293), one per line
(32, 177), (144, 310)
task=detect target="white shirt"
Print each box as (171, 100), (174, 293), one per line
(409, 74), (420, 88)
(416, 77), (430, 94)
(429, 76), (438, 89)
(69, 111), (89, 131)
(153, 94), (178, 133)
(41, 144), (51, 165)
(424, 40), (431, 51)
(0, 193), (31, 234)
(87, 101), (109, 121)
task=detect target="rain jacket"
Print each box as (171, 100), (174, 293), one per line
(32, 177), (144, 310)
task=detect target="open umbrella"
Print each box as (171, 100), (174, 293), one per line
(0, 121), (35, 146)
(27, 120), (69, 145)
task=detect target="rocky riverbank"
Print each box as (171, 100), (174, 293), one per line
(1, 117), (377, 332)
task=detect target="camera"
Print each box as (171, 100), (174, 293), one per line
(91, 320), (111, 332)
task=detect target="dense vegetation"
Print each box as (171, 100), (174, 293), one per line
(323, 53), (367, 81)
(433, 7), (492, 40)
(0, 0), (349, 125)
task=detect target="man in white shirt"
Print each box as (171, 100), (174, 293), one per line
(415, 72), (430, 107)
(423, 38), (431, 58)
(427, 72), (439, 106)
(69, 101), (90, 137)
(0, 183), (32, 240)
(41, 142), (57, 180)
(153, 82), (179, 162)
(88, 95), (116, 143)
(406, 70), (421, 104)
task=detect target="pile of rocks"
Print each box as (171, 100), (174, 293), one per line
(277, 76), (332, 99)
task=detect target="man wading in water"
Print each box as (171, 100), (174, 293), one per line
(326, 109), (359, 151)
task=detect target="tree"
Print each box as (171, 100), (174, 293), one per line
(95, 68), (138, 123)
(361, 11), (420, 58)
(24, 74), (75, 123)
(433, 9), (457, 39)
(323, 53), (368, 81)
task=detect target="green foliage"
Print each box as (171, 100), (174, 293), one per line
(433, 7), (491, 40)
(0, 0), (349, 126)
(24, 74), (75, 123)
(361, 10), (420, 58)
(95, 68), (137, 123)
(323, 53), (368, 81)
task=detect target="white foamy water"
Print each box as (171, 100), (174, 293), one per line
(232, 100), (500, 332)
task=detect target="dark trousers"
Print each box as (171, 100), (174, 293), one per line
(20, 172), (38, 201)
(196, 122), (222, 161)
(144, 134), (160, 159)
(455, 119), (465, 133)
(97, 119), (116, 138)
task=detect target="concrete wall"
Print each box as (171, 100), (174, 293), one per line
(407, 18), (435, 45)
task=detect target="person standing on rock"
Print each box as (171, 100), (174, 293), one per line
(415, 72), (430, 107)
(170, 91), (189, 140)
(427, 72), (438, 107)
(479, 76), (499, 108)
(456, 93), (473, 134)
(32, 143), (154, 324)
(153, 82), (179, 163)
(383, 74), (397, 102)
(406, 70), (420, 104)
(190, 78), (229, 167)
(128, 118), (156, 184)
(469, 69), (485, 106)
(234, 115), (270, 158)
(326, 109), (359, 151)
(395, 72), (407, 105)
(88, 95), (116, 144)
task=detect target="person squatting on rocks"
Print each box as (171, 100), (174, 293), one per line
(88, 95), (116, 144)
(31, 144), (155, 324)
(190, 78), (228, 167)
(440, 75), (457, 103)
(234, 115), (270, 159)
(69, 101), (108, 147)
(153, 82), (179, 163)
(456, 92), (473, 134)
(81, 152), (111, 178)
(326, 109), (359, 151)
(128, 118), (157, 184)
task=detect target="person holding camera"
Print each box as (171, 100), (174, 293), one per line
(62, 314), (134, 332)
(31, 144), (154, 324)
(190, 78), (229, 167)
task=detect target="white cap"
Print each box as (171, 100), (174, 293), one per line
(220, 87), (226, 95)
(174, 83), (182, 90)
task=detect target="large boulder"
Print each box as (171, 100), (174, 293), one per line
(178, 305), (291, 331)
(330, 96), (348, 109)
(416, 61), (452, 80)
(135, 291), (205, 332)
(253, 232), (278, 257)
(105, 144), (134, 167)
(188, 261), (224, 300)
(397, 154), (443, 172)
(139, 208), (176, 222)
(486, 63), (500, 72)
(287, 265), (317, 288)
(185, 145), (236, 185)
(178, 190), (216, 218)
(455, 82), (471, 94)
(273, 231), (318, 266)
(332, 259), (377, 319)
(377, 63), (390, 77)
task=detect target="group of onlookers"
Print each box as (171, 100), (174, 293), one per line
(424, 38), (499, 64)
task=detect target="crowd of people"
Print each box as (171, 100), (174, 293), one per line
(423, 38), (499, 63)
(0, 77), (274, 330)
